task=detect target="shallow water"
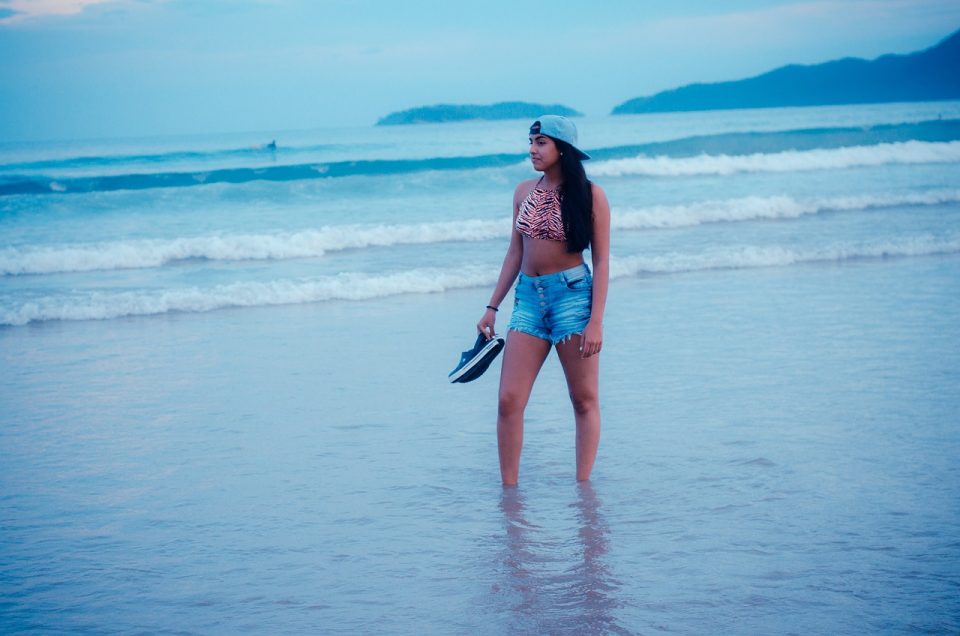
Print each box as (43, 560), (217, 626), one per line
(3, 102), (960, 633)
(2, 252), (959, 634)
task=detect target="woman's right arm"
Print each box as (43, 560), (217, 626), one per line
(477, 183), (528, 339)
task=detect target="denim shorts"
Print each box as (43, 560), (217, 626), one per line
(508, 263), (593, 344)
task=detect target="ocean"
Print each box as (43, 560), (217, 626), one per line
(2, 101), (959, 634)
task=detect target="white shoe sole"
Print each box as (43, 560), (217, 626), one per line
(448, 336), (505, 383)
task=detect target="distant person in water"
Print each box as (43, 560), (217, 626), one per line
(252, 140), (277, 151)
(477, 116), (611, 486)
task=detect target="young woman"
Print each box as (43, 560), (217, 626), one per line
(478, 115), (610, 486)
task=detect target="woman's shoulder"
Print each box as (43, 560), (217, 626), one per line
(514, 177), (541, 195)
(590, 181), (610, 218)
(590, 181), (609, 204)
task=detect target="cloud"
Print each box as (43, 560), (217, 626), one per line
(0, 0), (120, 25)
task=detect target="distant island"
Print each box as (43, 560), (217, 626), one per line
(613, 28), (960, 115)
(376, 102), (583, 126)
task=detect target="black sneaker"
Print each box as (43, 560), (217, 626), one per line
(448, 333), (506, 383)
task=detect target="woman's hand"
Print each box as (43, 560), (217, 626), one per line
(580, 319), (603, 358)
(477, 308), (498, 340)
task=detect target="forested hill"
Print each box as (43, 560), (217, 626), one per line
(377, 102), (582, 125)
(612, 28), (960, 115)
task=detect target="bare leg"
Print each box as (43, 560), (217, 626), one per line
(497, 330), (551, 486)
(555, 335), (601, 481)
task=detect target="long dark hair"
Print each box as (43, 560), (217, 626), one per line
(552, 138), (593, 253)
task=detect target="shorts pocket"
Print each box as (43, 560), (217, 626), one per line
(565, 274), (592, 291)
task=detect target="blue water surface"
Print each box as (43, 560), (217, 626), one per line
(2, 102), (960, 633)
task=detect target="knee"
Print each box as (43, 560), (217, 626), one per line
(498, 390), (526, 418)
(569, 389), (598, 416)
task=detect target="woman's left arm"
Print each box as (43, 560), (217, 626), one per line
(581, 183), (610, 358)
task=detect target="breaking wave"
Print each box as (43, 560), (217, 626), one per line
(4, 118), (958, 195)
(588, 141), (960, 178)
(614, 188), (960, 229)
(4, 189), (958, 276)
(608, 236), (960, 278)
(0, 219), (510, 275)
(4, 235), (957, 326)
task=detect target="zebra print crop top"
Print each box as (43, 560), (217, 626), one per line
(516, 181), (565, 242)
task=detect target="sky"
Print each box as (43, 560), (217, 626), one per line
(0, 0), (958, 142)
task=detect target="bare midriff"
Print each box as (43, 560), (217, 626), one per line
(520, 236), (585, 276)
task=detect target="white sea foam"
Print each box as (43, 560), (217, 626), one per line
(588, 141), (960, 178)
(0, 219), (510, 276)
(614, 189), (960, 229)
(609, 236), (960, 278)
(3, 236), (958, 326)
(0, 266), (499, 327)
(4, 189), (959, 277)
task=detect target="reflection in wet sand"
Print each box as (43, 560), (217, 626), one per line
(496, 483), (628, 634)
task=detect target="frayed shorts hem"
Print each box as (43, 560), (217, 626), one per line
(508, 326), (585, 346)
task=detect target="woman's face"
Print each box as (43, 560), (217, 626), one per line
(529, 134), (560, 172)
